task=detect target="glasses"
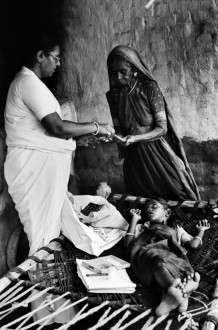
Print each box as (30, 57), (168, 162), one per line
(46, 53), (61, 64)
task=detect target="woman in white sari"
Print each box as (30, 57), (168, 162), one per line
(4, 32), (114, 256)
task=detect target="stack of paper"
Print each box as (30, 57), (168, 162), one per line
(76, 259), (136, 294)
(81, 255), (130, 274)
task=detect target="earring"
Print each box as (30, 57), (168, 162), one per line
(134, 72), (138, 77)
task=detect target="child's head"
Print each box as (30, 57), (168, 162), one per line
(144, 198), (171, 225)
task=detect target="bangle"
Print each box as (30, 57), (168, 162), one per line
(92, 121), (100, 135)
(194, 236), (203, 245)
(125, 233), (135, 237)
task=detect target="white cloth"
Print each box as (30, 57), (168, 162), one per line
(4, 66), (127, 258)
(4, 67), (76, 255)
(5, 67), (80, 325)
(62, 194), (128, 256)
(71, 194), (128, 230)
(5, 67), (59, 132)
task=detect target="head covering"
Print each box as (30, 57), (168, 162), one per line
(107, 45), (200, 200)
(107, 45), (154, 87)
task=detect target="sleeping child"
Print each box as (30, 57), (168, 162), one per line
(124, 198), (210, 316)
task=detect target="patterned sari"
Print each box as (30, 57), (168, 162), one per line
(107, 45), (200, 201)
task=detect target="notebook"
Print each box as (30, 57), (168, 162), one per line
(76, 259), (136, 293)
(81, 255), (130, 274)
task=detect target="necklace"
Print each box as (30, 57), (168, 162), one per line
(127, 79), (138, 95)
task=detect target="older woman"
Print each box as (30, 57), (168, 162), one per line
(106, 45), (200, 201)
(4, 32), (114, 255)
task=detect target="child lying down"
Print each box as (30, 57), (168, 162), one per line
(124, 198), (210, 316)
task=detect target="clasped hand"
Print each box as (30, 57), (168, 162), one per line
(130, 208), (142, 222)
(98, 124), (115, 138)
(113, 134), (136, 146)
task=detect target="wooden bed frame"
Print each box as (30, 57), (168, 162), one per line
(1, 193), (218, 330)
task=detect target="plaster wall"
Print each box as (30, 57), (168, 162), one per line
(58, 0), (218, 197)
(58, 0), (218, 141)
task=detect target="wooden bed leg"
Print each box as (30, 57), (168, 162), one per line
(0, 236), (64, 293)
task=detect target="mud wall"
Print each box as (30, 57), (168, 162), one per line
(58, 0), (218, 198)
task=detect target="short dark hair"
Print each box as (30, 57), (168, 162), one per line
(143, 198), (178, 227)
(22, 32), (59, 67)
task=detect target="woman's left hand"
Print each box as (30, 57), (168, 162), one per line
(124, 135), (137, 146)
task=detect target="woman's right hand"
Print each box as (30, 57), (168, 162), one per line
(99, 124), (115, 137)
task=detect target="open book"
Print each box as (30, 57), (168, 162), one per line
(76, 259), (136, 293)
(81, 255), (130, 274)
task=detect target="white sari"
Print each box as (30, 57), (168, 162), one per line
(4, 119), (76, 255)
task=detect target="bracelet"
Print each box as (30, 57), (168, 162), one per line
(194, 236), (203, 245)
(125, 233), (135, 237)
(92, 121), (100, 135)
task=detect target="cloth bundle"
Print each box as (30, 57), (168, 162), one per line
(62, 193), (128, 256)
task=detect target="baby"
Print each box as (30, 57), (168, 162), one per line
(124, 198), (210, 316)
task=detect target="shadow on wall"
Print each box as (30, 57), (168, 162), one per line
(74, 142), (125, 196)
(0, 203), (22, 277)
(0, 0), (67, 276)
(74, 137), (218, 201)
(182, 137), (218, 200)
(0, 0), (65, 121)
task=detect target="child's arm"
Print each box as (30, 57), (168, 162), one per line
(184, 219), (210, 250)
(124, 209), (142, 249)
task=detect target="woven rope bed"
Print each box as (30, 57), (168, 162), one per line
(1, 194), (218, 330)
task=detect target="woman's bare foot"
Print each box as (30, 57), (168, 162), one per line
(155, 278), (186, 316)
